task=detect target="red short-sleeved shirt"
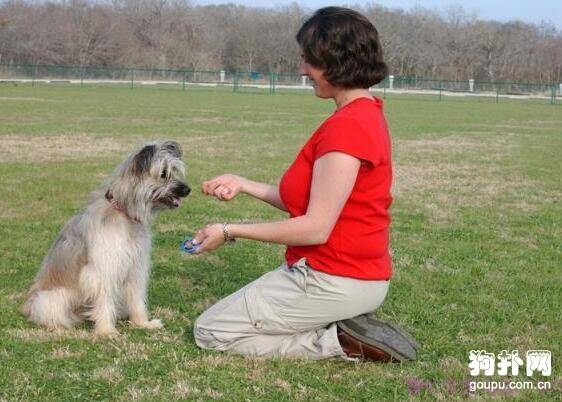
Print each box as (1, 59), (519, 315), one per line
(279, 97), (392, 280)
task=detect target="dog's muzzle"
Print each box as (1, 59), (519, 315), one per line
(161, 182), (190, 208)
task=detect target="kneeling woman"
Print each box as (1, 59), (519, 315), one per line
(190, 7), (417, 362)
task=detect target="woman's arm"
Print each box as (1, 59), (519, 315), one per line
(194, 152), (360, 251)
(202, 174), (287, 211)
(240, 178), (287, 212)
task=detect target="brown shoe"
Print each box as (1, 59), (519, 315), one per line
(337, 328), (392, 361)
(337, 315), (418, 362)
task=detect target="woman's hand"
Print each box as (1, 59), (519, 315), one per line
(192, 223), (225, 253)
(202, 174), (247, 201)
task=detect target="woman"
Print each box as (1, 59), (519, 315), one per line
(191, 7), (417, 361)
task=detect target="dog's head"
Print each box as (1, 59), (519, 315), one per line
(107, 140), (190, 221)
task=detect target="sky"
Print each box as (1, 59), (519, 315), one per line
(195, 0), (562, 29)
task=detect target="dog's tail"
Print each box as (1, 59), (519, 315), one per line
(22, 287), (81, 329)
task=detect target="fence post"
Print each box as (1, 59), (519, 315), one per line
(233, 71), (239, 93)
(551, 85), (556, 105)
(269, 71), (277, 94)
(80, 67), (84, 88)
(182, 70), (186, 91)
(389, 75), (394, 90)
(438, 81), (442, 101)
(130, 69), (134, 89)
(469, 79), (474, 92)
(220, 70), (225, 83)
(496, 82), (500, 103)
(32, 63), (37, 87)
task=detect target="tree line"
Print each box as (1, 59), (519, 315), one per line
(0, 0), (560, 83)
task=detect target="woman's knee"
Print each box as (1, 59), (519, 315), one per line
(193, 312), (242, 351)
(193, 315), (219, 349)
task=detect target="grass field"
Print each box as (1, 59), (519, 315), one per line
(0, 84), (560, 401)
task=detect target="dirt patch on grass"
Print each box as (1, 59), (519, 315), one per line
(152, 306), (181, 321)
(146, 330), (181, 343)
(92, 366), (123, 384)
(126, 384), (162, 400)
(0, 134), (131, 163)
(7, 327), (92, 341)
(171, 383), (222, 399)
(393, 133), (514, 162)
(0, 96), (53, 102)
(275, 378), (291, 391)
(51, 346), (84, 359)
(0, 132), (244, 163)
(393, 134), (560, 223)
(177, 354), (237, 373)
(474, 120), (562, 131)
(117, 340), (151, 361)
(173, 382), (201, 398)
(199, 354), (237, 368)
(6, 291), (26, 303)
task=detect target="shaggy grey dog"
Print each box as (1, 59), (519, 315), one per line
(22, 140), (190, 337)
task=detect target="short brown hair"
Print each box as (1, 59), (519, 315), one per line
(296, 7), (388, 88)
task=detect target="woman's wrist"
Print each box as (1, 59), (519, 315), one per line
(239, 176), (250, 194)
(222, 223), (236, 243)
(227, 223), (243, 241)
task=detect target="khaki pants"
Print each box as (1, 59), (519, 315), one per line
(193, 258), (389, 359)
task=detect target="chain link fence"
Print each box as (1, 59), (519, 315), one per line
(1, 63), (559, 104)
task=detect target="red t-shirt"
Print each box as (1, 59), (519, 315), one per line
(279, 97), (392, 280)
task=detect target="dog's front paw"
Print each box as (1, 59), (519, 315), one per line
(131, 318), (163, 330)
(94, 327), (120, 339)
(146, 318), (163, 329)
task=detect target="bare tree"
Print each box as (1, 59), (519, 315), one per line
(0, 0), (560, 83)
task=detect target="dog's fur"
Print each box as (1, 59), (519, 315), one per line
(22, 140), (190, 337)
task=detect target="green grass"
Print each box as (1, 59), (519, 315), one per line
(0, 84), (560, 401)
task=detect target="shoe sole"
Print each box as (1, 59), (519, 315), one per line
(337, 315), (418, 362)
(367, 315), (419, 350)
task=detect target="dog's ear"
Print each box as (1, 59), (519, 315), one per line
(132, 144), (156, 176)
(162, 141), (182, 158)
